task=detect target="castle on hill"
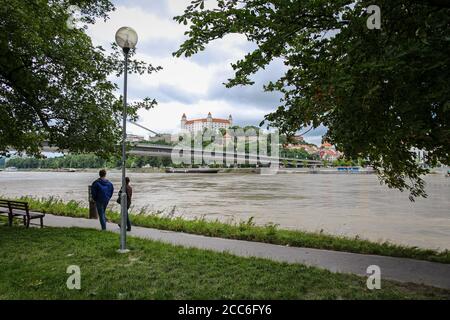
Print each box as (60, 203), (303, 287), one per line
(181, 112), (233, 133)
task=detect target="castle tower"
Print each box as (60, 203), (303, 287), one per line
(207, 112), (212, 129)
(228, 114), (233, 126)
(181, 113), (187, 129)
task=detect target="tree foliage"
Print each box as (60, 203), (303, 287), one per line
(174, 0), (450, 199)
(6, 153), (105, 169)
(0, 0), (160, 158)
(5, 153), (173, 169)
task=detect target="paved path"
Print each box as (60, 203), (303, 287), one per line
(39, 214), (450, 290)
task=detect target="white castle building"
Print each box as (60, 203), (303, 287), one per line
(181, 112), (233, 133)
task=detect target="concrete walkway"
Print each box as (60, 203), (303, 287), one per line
(39, 214), (450, 290)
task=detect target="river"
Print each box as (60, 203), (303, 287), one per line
(1, 170), (449, 250)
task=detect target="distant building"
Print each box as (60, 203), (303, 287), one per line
(319, 142), (341, 161)
(181, 113), (233, 133)
(285, 144), (319, 155)
(126, 134), (145, 142)
(319, 149), (340, 161)
(321, 142), (333, 149)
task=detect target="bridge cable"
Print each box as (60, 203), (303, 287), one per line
(127, 121), (160, 136)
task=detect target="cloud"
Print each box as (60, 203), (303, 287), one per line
(167, 0), (220, 15)
(188, 34), (256, 66)
(87, 5), (186, 49)
(155, 83), (201, 104)
(207, 58), (286, 111)
(166, 0), (190, 16)
(85, 0), (326, 144)
(303, 135), (323, 146)
(302, 125), (328, 146)
(132, 53), (222, 96)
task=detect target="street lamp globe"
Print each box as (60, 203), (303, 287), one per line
(115, 27), (138, 51)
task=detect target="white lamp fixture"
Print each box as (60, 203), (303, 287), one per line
(115, 26), (138, 51)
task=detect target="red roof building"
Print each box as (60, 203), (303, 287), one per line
(181, 113), (233, 133)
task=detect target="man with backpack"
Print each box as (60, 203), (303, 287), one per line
(91, 169), (114, 230)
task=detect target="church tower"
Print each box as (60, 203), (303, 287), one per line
(207, 112), (212, 129)
(181, 113), (187, 130)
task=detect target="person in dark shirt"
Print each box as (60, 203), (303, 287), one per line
(91, 169), (114, 230)
(117, 176), (133, 231)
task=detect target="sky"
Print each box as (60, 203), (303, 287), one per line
(86, 0), (327, 145)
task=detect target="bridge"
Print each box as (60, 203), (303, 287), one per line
(130, 143), (322, 167)
(40, 142), (321, 167)
(39, 121), (323, 167)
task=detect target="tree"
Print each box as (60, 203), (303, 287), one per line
(174, 0), (450, 199)
(0, 0), (160, 158)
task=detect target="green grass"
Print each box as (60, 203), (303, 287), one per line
(0, 226), (449, 300)
(4, 196), (450, 264)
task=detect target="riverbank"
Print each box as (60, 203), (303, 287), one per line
(4, 166), (448, 175)
(0, 167), (374, 174)
(5, 196), (449, 263)
(1, 226), (449, 299)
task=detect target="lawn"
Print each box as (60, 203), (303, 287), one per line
(6, 196), (450, 264)
(0, 226), (449, 300)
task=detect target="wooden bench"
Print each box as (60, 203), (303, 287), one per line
(0, 199), (45, 228)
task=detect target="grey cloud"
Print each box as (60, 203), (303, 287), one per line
(209, 84), (283, 111)
(302, 126), (328, 146)
(189, 49), (232, 67)
(128, 82), (200, 105)
(303, 125), (328, 138)
(207, 62), (286, 111)
(157, 84), (200, 104)
(188, 40), (257, 66)
(114, 0), (169, 16)
(138, 38), (181, 58)
(232, 118), (266, 128)
(303, 135), (323, 146)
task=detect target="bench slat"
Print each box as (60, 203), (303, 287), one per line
(0, 200), (28, 209)
(11, 209), (45, 218)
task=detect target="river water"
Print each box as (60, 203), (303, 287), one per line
(1, 171), (449, 250)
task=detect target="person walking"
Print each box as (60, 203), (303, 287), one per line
(91, 169), (114, 230)
(117, 177), (132, 231)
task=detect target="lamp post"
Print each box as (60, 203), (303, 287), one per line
(115, 27), (138, 253)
